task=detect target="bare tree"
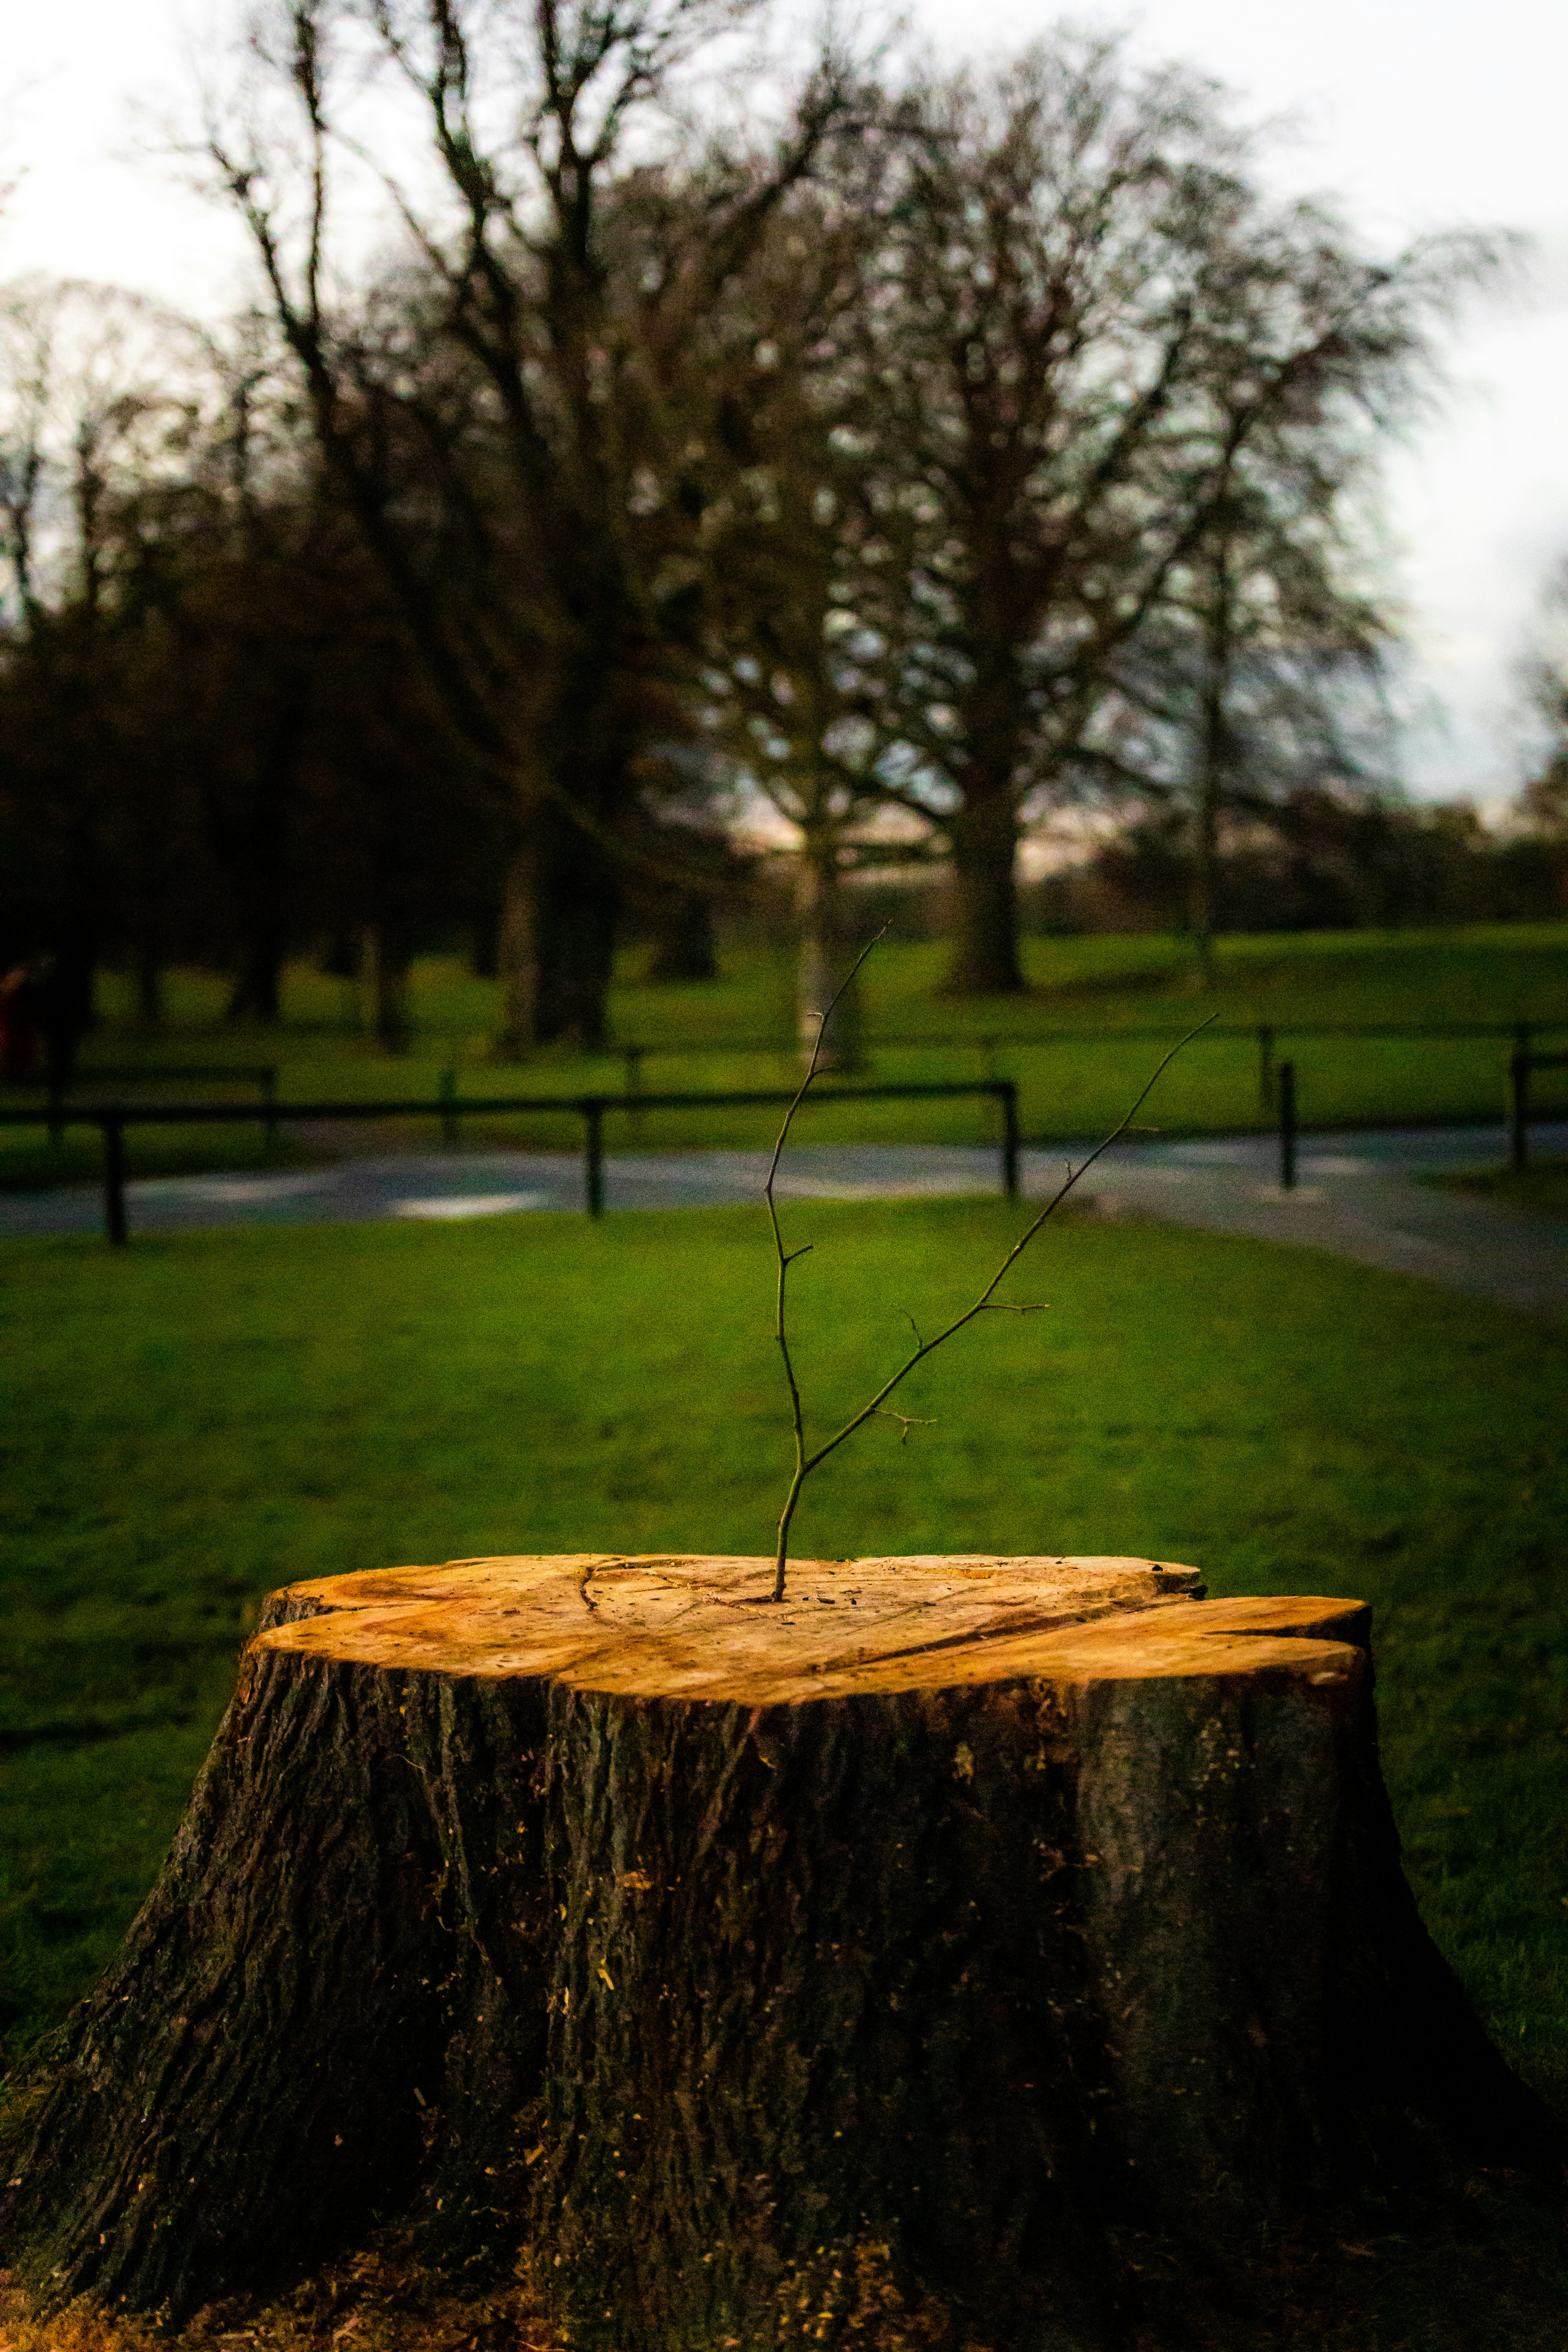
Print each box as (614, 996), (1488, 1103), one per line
(0, 279), (214, 1029)
(0, 278), (206, 627)
(200, 0), (862, 1049)
(693, 156), (937, 1063)
(835, 35), (1496, 997)
(1079, 426), (1396, 985)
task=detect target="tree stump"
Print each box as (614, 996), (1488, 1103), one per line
(2, 1554), (1556, 2348)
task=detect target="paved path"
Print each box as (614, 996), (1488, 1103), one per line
(1072, 1126), (1568, 1324)
(3, 1123), (1564, 1322)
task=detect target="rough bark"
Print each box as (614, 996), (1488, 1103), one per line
(3, 1555), (1555, 2350)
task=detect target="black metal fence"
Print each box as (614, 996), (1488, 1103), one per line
(1278, 1064), (1298, 1191)
(1510, 1051), (1568, 1171)
(43, 1064), (279, 1145)
(0, 1080), (1020, 1245)
(601, 1022), (1551, 1114)
(5, 1026), (1563, 1240)
(1272, 1047), (1568, 1187)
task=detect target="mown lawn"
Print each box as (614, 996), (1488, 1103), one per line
(2, 923), (1564, 1186)
(2, 1198), (1565, 2345)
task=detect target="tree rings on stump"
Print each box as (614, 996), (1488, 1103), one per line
(2, 1553), (1556, 2349)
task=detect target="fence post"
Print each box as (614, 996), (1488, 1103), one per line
(103, 1114), (127, 1245)
(1509, 1053), (1529, 1174)
(997, 1081), (1020, 1200)
(1278, 1062), (1296, 1192)
(583, 1098), (605, 1218)
(262, 1066), (279, 1149)
(440, 1068), (459, 1150)
(1258, 1025), (1275, 1111)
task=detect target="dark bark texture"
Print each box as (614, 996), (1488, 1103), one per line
(2, 1555), (1555, 2350)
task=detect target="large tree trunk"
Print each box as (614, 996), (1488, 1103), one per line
(495, 804), (621, 1055)
(36, 927), (97, 1092)
(134, 936), (164, 1030)
(795, 839), (864, 1072)
(219, 688), (306, 1029)
(646, 887), (719, 982)
(361, 920), (412, 1055)
(1187, 525), (1232, 994)
(944, 784), (1026, 996)
(223, 933), (284, 1026)
(3, 1555), (1554, 2349)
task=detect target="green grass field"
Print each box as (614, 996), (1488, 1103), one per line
(1439, 1157), (1568, 1218)
(3, 1197), (1566, 2343)
(2, 924), (1565, 1189)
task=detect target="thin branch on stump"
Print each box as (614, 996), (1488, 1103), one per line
(766, 942), (1216, 1600)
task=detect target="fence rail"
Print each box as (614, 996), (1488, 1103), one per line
(0, 1080), (1020, 1245)
(8, 1025), (1559, 1121)
(5, 1024), (1563, 1242)
(582, 1021), (1560, 1115)
(14, 1063), (281, 1146)
(63, 1063), (280, 1088)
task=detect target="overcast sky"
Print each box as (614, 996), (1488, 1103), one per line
(4, 0), (1566, 810)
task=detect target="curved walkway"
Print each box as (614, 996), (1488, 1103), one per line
(2, 1122), (1564, 1323)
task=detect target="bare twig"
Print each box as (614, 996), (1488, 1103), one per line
(765, 976), (1217, 1601)
(874, 1408), (938, 1446)
(765, 925), (890, 1600)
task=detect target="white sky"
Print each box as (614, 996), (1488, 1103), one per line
(4, 0), (1566, 811)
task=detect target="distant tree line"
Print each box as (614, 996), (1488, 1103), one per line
(0, 0), (1551, 1062)
(1038, 793), (1568, 936)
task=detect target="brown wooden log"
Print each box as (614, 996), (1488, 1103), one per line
(2, 1554), (1556, 2350)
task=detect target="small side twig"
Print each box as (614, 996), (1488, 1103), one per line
(765, 967), (1216, 1603)
(874, 1408), (938, 1446)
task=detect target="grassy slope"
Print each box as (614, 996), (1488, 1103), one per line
(3, 924), (1565, 1184)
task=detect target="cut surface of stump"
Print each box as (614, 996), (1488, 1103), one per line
(2, 1554), (1556, 2351)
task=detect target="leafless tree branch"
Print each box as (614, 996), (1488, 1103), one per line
(766, 969), (1215, 1600)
